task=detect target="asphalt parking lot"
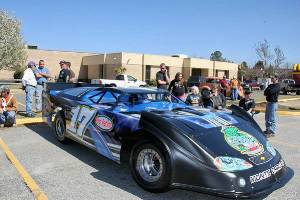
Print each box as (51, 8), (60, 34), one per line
(0, 113), (300, 200)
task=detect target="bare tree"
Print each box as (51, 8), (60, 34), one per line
(255, 39), (273, 69)
(274, 46), (285, 68)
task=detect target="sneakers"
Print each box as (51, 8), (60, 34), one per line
(263, 130), (275, 138)
(26, 113), (36, 118)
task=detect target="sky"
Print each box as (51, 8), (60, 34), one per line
(2, 0), (300, 66)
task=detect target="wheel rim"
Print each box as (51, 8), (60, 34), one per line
(136, 148), (163, 182)
(56, 118), (65, 138)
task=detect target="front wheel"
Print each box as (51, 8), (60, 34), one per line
(296, 90), (300, 95)
(130, 142), (171, 193)
(54, 112), (69, 143)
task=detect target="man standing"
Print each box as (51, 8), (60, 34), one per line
(0, 86), (17, 127)
(35, 60), (51, 112)
(156, 63), (170, 90)
(65, 61), (76, 82)
(264, 75), (281, 137)
(219, 75), (228, 97)
(57, 60), (71, 82)
(22, 61), (37, 117)
(230, 75), (239, 100)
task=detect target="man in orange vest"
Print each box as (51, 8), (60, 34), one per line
(0, 86), (17, 127)
(230, 75), (239, 100)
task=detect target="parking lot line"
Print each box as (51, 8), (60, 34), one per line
(270, 138), (300, 150)
(18, 102), (26, 108)
(0, 138), (48, 200)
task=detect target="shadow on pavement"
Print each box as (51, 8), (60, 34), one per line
(25, 123), (266, 200)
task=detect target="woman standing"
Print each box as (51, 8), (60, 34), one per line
(168, 72), (188, 100)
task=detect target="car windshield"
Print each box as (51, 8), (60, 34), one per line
(118, 92), (183, 104)
(114, 92), (187, 113)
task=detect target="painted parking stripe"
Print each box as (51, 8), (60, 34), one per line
(0, 138), (48, 200)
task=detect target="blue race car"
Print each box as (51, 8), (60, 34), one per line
(43, 83), (293, 198)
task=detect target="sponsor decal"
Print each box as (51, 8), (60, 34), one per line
(250, 159), (285, 184)
(95, 115), (114, 131)
(222, 126), (264, 156)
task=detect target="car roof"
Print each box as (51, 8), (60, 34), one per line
(108, 87), (169, 94)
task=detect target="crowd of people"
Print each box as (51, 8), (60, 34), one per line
(1, 61), (281, 138)
(0, 59), (76, 127)
(155, 63), (281, 138)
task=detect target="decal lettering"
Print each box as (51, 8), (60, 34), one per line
(249, 159), (285, 184)
(94, 115), (114, 131)
(67, 105), (97, 137)
(250, 169), (272, 184)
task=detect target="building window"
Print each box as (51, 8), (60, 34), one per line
(146, 65), (151, 82)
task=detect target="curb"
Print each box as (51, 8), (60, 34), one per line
(16, 118), (44, 125)
(254, 108), (300, 116)
(256, 97), (300, 104)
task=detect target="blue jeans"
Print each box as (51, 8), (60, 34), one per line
(35, 84), (43, 112)
(231, 88), (238, 100)
(265, 102), (278, 134)
(0, 111), (16, 126)
(26, 85), (35, 114)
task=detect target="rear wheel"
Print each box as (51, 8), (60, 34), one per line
(54, 112), (69, 143)
(296, 90), (300, 95)
(283, 88), (288, 95)
(130, 142), (171, 192)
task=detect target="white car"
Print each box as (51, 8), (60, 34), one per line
(91, 74), (147, 87)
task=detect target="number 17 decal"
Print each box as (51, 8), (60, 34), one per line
(67, 105), (97, 137)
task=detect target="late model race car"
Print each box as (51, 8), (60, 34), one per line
(43, 83), (293, 198)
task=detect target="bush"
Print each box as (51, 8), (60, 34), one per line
(147, 79), (157, 87)
(13, 69), (23, 79)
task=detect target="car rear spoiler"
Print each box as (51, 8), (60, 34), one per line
(42, 82), (111, 126)
(44, 82), (112, 93)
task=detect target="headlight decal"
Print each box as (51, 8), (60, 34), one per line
(214, 156), (253, 172)
(266, 141), (276, 156)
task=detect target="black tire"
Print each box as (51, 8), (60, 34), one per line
(54, 112), (69, 143)
(130, 141), (171, 193)
(296, 91), (300, 95)
(283, 88), (288, 95)
(110, 83), (117, 87)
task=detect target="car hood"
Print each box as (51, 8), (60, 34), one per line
(159, 108), (270, 160)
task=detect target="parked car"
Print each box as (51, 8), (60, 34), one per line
(187, 75), (206, 88)
(91, 74), (147, 87)
(43, 83), (293, 198)
(280, 79), (300, 95)
(243, 80), (261, 91)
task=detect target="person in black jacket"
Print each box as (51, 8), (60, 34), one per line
(264, 75), (280, 137)
(239, 90), (256, 113)
(168, 72), (188, 100)
(202, 85), (226, 110)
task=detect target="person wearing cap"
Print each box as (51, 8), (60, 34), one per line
(264, 75), (281, 137)
(22, 61), (37, 117)
(57, 60), (71, 82)
(239, 90), (256, 113)
(0, 86), (17, 127)
(34, 60), (51, 113)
